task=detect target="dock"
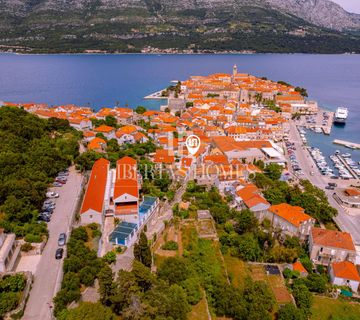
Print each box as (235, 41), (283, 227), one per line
(144, 89), (168, 100)
(336, 155), (359, 179)
(300, 110), (334, 135)
(333, 139), (360, 150)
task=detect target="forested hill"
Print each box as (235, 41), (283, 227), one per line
(0, 107), (80, 241)
(1, 0), (360, 53)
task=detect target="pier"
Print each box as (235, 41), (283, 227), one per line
(300, 110), (334, 135)
(336, 155), (359, 179)
(333, 139), (360, 150)
(144, 89), (168, 100)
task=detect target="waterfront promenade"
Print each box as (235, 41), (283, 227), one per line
(289, 122), (360, 245)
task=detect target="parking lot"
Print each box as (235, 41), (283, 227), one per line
(23, 166), (83, 320)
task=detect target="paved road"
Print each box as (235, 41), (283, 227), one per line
(23, 167), (83, 320)
(289, 122), (360, 245)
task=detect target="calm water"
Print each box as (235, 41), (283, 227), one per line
(0, 53), (359, 161)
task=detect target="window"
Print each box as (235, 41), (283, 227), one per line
(90, 215), (93, 219)
(320, 247), (323, 253)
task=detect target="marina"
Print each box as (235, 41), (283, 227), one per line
(308, 146), (334, 177)
(305, 134), (360, 180)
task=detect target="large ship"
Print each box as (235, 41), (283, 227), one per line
(333, 107), (348, 124)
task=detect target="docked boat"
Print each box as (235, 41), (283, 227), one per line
(333, 107), (348, 124)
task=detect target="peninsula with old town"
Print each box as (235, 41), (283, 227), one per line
(1, 66), (360, 320)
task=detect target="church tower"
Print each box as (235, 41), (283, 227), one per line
(233, 64), (237, 77)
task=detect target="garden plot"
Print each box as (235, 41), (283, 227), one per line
(249, 264), (293, 304)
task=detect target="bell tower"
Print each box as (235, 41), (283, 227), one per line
(233, 64), (237, 77)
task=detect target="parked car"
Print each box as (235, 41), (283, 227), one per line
(42, 208), (54, 215)
(328, 182), (337, 187)
(46, 191), (59, 198)
(38, 214), (50, 222)
(43, 202), (55, 209)
(55, 248), (64, 259)
(325, 186), (335, 190)
(53, 182), (63, 187)
(42, 202), (55, 209)
(40, 211), (52, 217)
(58, 233), (67, 246)
(55, 179), (66, 185)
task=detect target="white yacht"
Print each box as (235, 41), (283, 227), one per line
(334, 107), (348, 124)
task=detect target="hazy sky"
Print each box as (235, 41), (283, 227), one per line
(332, 0), (360, 13)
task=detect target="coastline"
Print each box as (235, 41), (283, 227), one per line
(1, 51), (360, 56)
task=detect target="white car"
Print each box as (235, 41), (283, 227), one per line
(46, 191), (59, 198)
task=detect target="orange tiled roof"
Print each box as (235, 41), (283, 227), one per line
(153, 149), (175, 164)
(311, 227), (355, 251)
(88, 137), (106, 151)
(94, 125), (115, 133)
(114, 156), (138, 199)
(80, 158), (109, 214)
(269, 203), (313, 227)
(331, 261), (360, 281)
(83, 131), (95, 138)
(118, 125), (137, 134)
(293, 261), (308, 274)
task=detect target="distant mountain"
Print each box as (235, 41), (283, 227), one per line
(267, 0), (360, 31)
(1, 0), (360, 53)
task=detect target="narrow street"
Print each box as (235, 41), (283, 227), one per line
(289, 122), (360, 245)
(23, 167), (83, 320)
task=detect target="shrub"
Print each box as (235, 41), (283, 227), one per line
(92, 229), (102, 238)
(161, 241), (179, 251)
(0, 292), (20, 317)
(21, 242), (33, 252)
(79, 267), (97, 287)
(103, 251), (116, 265)
(87, 223), (99, 231)
(0, 274), (26, 292)
(24, 234), (42, 243)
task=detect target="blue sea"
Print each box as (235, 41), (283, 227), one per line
(0, 53), (359, 162)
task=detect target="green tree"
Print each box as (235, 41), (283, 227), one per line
(105, 115), (117, 127)
(157, 257), (191, 285)
(278, 303), (306, 320)
(98, 265), (114, 306)
(58, 302), (115, 320)
(292, 283), (312, 316)
(75, 151), (103, 171)
(133, 232), (152, 268)
(235, 209), (258, 234)
(181, 278), (201, 305)
(264, 163), (282, 180)
(135, 106), (147, 114)
(132, 261), (155, 291)
(0, 292), (19, 317)
(103, 251), (116, 265)
(110, 270), (139, 315)
(236, 233), (261, 261)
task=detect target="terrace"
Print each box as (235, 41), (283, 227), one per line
(109, 221), (138, 246)
(138, 196), (159, 225)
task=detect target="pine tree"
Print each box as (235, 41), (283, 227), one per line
(134, 231), (152, 268)
(98, 265), (114, 306)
